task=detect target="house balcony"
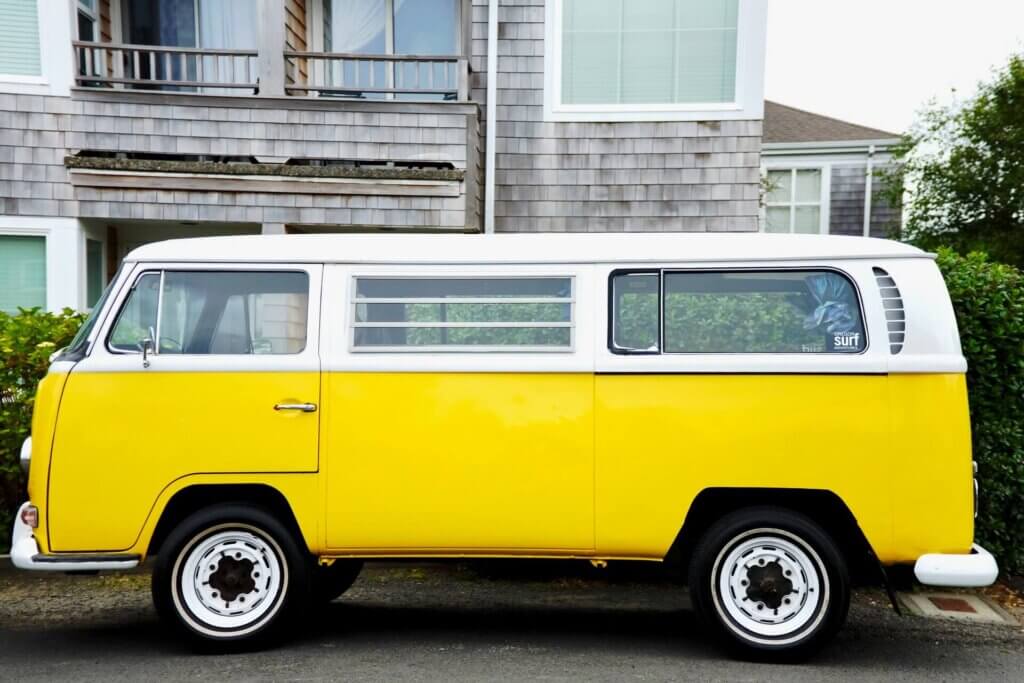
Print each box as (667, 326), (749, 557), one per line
(63, 0), (480, 232)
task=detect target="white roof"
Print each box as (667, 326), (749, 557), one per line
(125, 233), (930, 265)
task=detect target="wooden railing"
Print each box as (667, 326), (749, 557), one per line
(73, 41), (259, 91)
(284, 52), (470, 100)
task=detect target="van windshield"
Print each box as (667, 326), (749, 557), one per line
(56, 265), (122, 362)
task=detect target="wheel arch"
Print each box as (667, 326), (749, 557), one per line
(146, 483), (310, 558)
(667, 487), (881, 585)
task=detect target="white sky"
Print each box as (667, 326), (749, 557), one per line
(764, 0), (1024, 134)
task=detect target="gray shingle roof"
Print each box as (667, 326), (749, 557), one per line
(763, 101), (900, 144)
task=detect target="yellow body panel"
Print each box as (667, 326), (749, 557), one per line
(33, 366), (973, 564)
(322, 373), (595, 552)
(47, 371), (319, 552)
(26, 368), (71, 553)
(594, 373), (972, 563)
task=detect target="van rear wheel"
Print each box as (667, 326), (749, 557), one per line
(152, 504), (310, 647)
(688, 507), (849, 661)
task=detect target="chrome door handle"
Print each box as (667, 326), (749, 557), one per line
(274, 403), (317, 413)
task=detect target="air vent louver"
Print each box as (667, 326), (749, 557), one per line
(873, 267), (905, 354)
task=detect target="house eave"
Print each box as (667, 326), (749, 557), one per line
(762, 138), (902, 156)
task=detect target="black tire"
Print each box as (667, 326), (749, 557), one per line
(688, 506), (849, 662)
(312, 560), (364, 603)
(152, 504), (311, 648)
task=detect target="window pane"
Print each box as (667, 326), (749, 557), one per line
(394, 0), (457, 54)
(356, 278), (572, 299)
(77, 10), (95, 42)
(674, 0), (738, 104)
(611, 272), (660, 352)
(86, 239), (104, 308)
(0, 0), (41, 76)
(355, 327), (571, 348)
(562, 25), (620, 105)
(794, 206), (821, 234)
(765, 207), (791, 234)
(109, 273), (160, 351)
(766, 170), (791, 204)
(663, 271), (865, 354)
(795, 169), (822, 203)
(353, 276), (574, 350)
(326, 0), (386, 52)
(0, 235), (46, 313)
(620, 1), (675, 104)
(356, 302), (571, 324)
(159, 272), (308, 354)
(562, 0), (738, 105)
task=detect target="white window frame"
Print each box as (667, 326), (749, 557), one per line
(0, 217), (82, 312)
(0, 0), (73, 96)
(543, 0), (767, 122)
(761, 165), (831, 235)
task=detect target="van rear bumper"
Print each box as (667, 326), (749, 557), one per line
(10, 502), (140, 572)
(914, 544), (998, 587)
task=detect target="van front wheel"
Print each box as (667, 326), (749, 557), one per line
(688, 507), (849, 661)
(152, 504), (310, 647)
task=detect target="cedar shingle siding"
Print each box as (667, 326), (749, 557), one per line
(471, 0), (762, 232)
(829, 165), (899, 238)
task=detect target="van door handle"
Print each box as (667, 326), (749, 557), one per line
(274, 403), (317, 413)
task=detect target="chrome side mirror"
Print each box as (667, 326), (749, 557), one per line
(141, 325), (156, 368)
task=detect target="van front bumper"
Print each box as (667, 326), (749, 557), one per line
(914, 543), (998, 587)
(10, 502), (140, 572)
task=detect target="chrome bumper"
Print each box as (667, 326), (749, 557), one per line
(10, 502), (140, 572)
(914, 543), (999, 587)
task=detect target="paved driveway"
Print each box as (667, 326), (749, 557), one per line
(1, 561), (1022, 681)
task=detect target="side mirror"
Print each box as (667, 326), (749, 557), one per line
(140, 325), (156, 368)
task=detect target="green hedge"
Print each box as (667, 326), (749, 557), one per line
(0, 308), (85, 551)
(937, 249), (1024, 575)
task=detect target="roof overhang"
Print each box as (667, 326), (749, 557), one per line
(762, 138), (902, 157)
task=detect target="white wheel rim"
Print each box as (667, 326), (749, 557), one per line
(171, 524), (288, 638)
(711, 528), (829, 646)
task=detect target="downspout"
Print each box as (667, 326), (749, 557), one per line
(484, 0), (499, 234)
(863, 144), (875, 237)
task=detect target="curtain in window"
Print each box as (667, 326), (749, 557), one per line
(326, 0), (408, 53)
(562, 0), (738, 106)
(0, 236), (46, 313)
(198, 0), (257, 87)
(0, 0), (41, 76)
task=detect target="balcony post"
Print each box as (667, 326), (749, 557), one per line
(257, 0), (286, 97)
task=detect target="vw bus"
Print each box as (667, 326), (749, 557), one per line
(11, 234), (997, 659)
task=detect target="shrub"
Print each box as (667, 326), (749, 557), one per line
(0, 308), (85, 551)
(936, 249), (1024, 574)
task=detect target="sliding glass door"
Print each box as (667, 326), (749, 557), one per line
(323, 0), (459, 99)
(124, 0), (255, 87)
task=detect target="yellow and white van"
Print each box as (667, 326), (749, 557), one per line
(12, 234), (997, 658)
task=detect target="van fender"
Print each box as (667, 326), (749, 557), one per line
(128, 473), (321, 560)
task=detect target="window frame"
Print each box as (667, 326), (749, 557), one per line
(608, 266), (870, 356)
(349, 273), (577, 353)
(105, 268), (313, 357)
(0, 0), (74, 95)
(543, 0), (767, 122)
(762, 166), (830, 235)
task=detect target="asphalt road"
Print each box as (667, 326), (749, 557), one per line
(1, 561), (1023, 681)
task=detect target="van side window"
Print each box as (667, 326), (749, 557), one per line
(609, 270), (866, 354)
(611, 272), (660, 353)
(108, 271), (309, 355)
(351, 276), (574, 351)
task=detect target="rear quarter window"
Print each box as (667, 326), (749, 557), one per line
(611, 269), (866, 354)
